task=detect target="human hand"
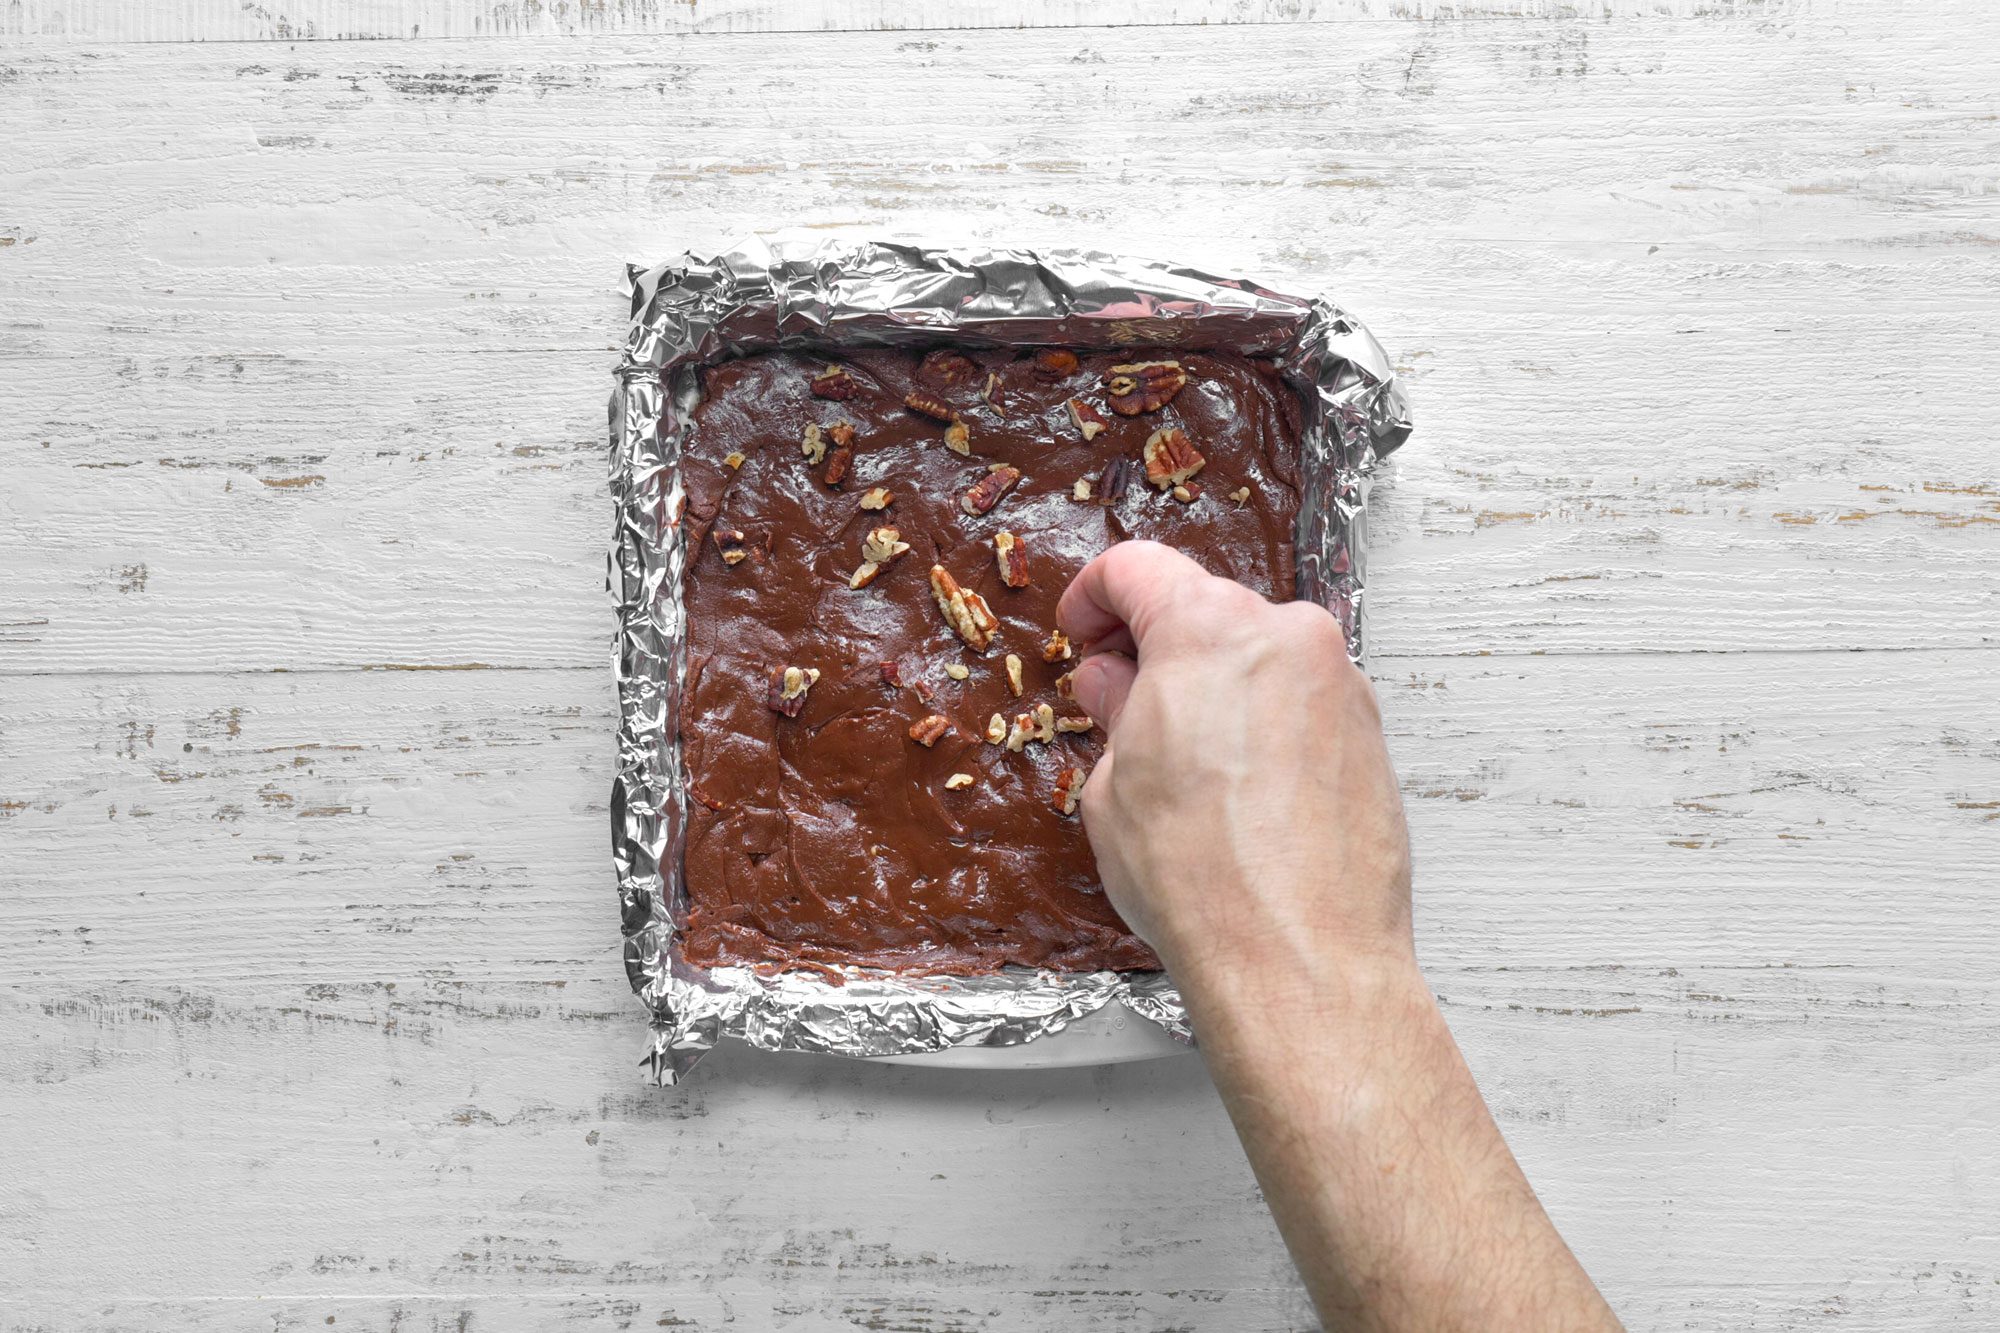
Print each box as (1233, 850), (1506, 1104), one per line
(1055, 541), (1414, 986)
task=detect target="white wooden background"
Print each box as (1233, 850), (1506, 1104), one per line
(3, 1), (1997, 1328)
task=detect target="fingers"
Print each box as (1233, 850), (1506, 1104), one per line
(1070, 650), (1138, 733)
(1056, 540), (1215, 657)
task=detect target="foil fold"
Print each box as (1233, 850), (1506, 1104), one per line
(611, 237), (1409, 1084)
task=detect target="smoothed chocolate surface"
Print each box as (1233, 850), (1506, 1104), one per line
(676, 346), (1303, 975)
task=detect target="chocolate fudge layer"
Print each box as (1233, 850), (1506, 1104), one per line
(676, 345), (1303, 975)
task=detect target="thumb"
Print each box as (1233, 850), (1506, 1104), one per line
(1070, 651), (1139, 734)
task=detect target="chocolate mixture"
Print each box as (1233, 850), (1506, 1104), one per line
(676, 345), (1303, 975)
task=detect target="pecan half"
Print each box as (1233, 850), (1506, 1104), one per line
(811, 366), (862, 400)
(903, 391), (960, 424)
(930, 564), (1000, 651)
(1034, 348), (1080, 380)
(800, 423), (826, 465)
(919, 348), (978, 387)
(767, 665), (821, 718)
(1095, 455), (1135, 505)
(1066, 398), (1109, 442)
(1042, 628), (1073, 663)
(1143, 427), (1206, 490)
(944, 421), (972, 456)
(859, 487), (893, 510)
(822, 443), (854, 488)
(994, 530), (1030, 588)
(961, 464), (1022, 517)
(908, 714), (952, 747)
(711, 528), (751, 566)
(1103, 360), (1186, 415)
(1052, 766), (1087, 816)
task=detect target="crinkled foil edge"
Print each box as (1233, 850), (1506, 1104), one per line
(611, 237), (1410, 1085)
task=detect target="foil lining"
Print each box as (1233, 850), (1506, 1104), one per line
(611, 237), (1410, 1085)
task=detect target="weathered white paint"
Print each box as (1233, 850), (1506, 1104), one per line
(2, 2), (1997, 1329)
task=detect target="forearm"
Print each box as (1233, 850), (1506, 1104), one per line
(1175, 936), (1622, 1333)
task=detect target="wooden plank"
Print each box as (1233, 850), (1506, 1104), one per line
(5, 652), (1996, 985)
(2, 20), (1995, 669)
(3, 964), (1995, 1331)
(1, 0), (1811, 44)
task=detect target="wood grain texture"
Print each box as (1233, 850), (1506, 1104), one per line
(4, 2), (1999, 1329)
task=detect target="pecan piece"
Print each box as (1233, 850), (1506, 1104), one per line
(880, 660), (904, 687)
(1054, 714), (1095, 735)
(1004, 653), (1024, 697)
(724, 451), (746, 470)
(981, 371), (1003, 408)
(859, 487), (893, 510)
(1033, 702), (1056, 743)
(903, 391), (960, 424)
(1143, 427), (1206, 490)
(1042, 629), (1073, 663)
(994, 530), (1030, 588)
(1004, 711), (1036, 753)
(1066, 397), (1110, 442)
(767, 665), (821, 718)
(1034, 348), (1080, 380)
(930, 564), (1000, 651)
(1055, 669), (1076, 699)
(862, 525), (910, 565)
(908, 714), (952, 748)
(944, 421), (972, 456)
(1103, 360), (1186, 415)
(1052, 766), (1087, 816)
(944, 663), (970, 681)
(811, 366), (862, 400)
(711, 528), (751, 567)
(985, 713), (1007, 745)
(800, 423), (826, 465)
(1230, 485), (1252, 506)
(1071, 477), (1093, 502)
(944, 772), (976, 791)
(961, 464), (1022, 517)
(919, 348), (978, 386)
(1095, 455), (1135, 505)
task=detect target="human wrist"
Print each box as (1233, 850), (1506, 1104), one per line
(1160, 914), (1428, 1037)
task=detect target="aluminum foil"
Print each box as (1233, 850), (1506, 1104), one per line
(611, 237), (1410, 1085)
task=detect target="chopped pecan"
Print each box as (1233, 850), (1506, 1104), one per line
(801, 423), (826, 465)
(862, 525), (911, 565)
(944, 421), (972, 456)
(767, 665), (821, 718)
(880, 660), (904, 687)
(1071, 477), (1093, 502)
(1066, 397), (1109, 441)
(811, 366), (862, 400)
(944, 663), (970, 681)
(961, 464), (1022, 517)
(822, 443), (854, 488)
(1230, 485), (1252, 506)
(1095, 455), (1135, 505)
(1004, 653), (1025, 696)
(859, 487), (893, 510)
(985, 713), (1007, 745)
(919, 348), (978, 386)
(913, 679), (936, 704)
(1042, 628), (1073, 663)
(1055, 669), (1076, 699)
(1171, 483), (1199, 504)
(981, 371), (1003, 407)
(848, 562), (883, 590)
(1054, 714), (1095, 735)
(903, 391), (960, 424)
(944, 772), (976, 791)
(1143, 427), (1206, 490)
(1004, 711), (1036, 753)
(908, 714), (952, 747)
(1052, 766), (1087, 816)
(1103, 360), (1187, 415)
(724, 451), (746, 470)
(711, 528), (751, 566)
(1034, 348), (1081, 380)
(930, 564), (1000, 651)
(1033, 702), (1056, 743)
(994, 530), (1030, 588)
(826, 421), (856, 448)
